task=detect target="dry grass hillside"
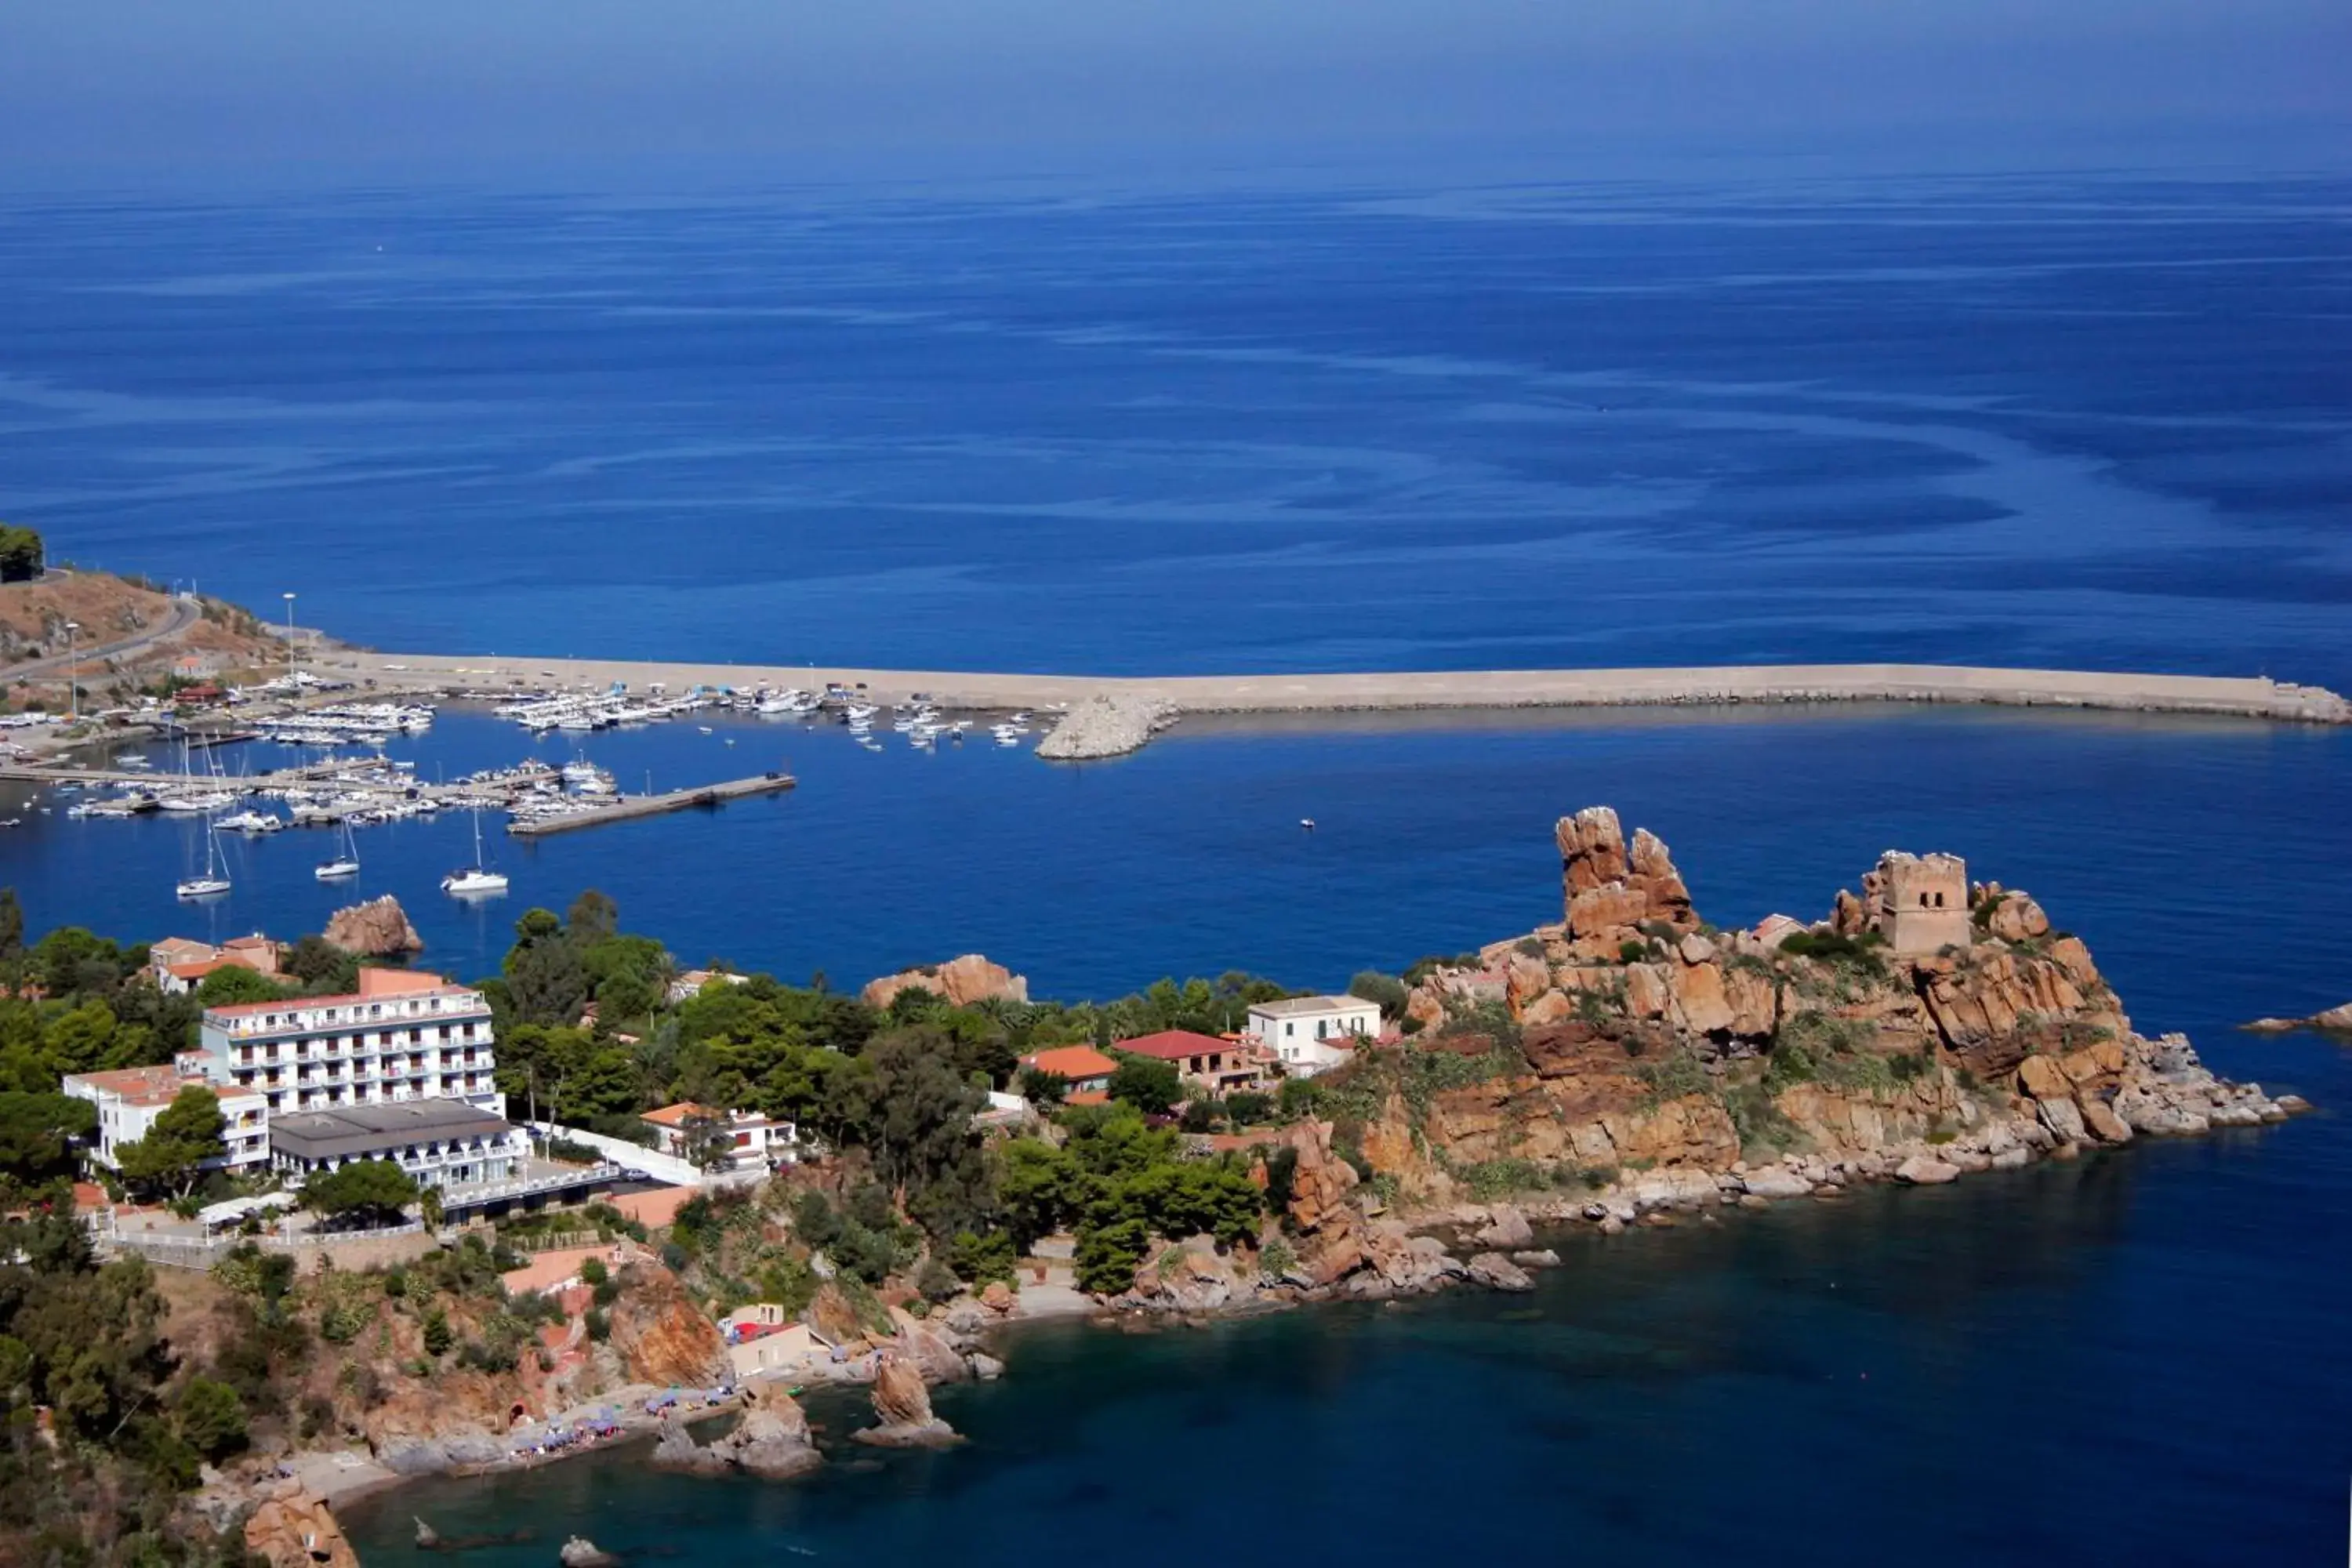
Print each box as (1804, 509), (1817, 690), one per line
(0, 571), (284, 707)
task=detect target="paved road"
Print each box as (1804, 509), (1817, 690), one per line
(9, 594), (200, 681)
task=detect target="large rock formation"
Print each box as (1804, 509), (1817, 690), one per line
(243, 1486), (360, 1568)
(1555, 806), (1697, 959)
(861, 954), (1029, 1011)
(1364, 807), (2306, 1226)
(853, 1352), (960, 1447)
(604, 1265), (730, 1386)
(323, 894), (424, 956)
(716, 1396), (823, 1479)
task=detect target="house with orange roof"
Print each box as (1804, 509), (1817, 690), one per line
(150, 932), (285, 995)
(1018, 1045), (1118, 1098)
(1112, 1029), (1274, 1097)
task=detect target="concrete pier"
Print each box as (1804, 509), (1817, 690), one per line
(318, 651), (2352, 742)
(505, 773), (795, 837)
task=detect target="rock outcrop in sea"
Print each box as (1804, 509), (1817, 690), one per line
(861, 953), (1030, 1010)
(324, 893), (425, 956)
(852, 1352), (960, 1447)
(2244, 1001), (2352, 1034)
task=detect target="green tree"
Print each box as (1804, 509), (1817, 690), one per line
(282, 935), (360, 993)
(1348, 970), (1410, 1018)
(1074, 1218), (1150, 1295)
(299, 1160), (418, 1226)
(421, 1306), (454, 1357)
(0, 1091), (97, 1185)
(174, 1375), (249, 1461)
(507, 938), (590, 1026)
(836, 1028), (989, 1236)
(564, 889), (619, 946)
(194, 964), (293, 1007)
(114, 1086), (225, 1200)
(1107, 1053), (1181, 1116)
(0, 526), (43, 583)
(0, 887), (23, 960)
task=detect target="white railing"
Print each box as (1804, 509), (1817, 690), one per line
(438, 1162), (624, 1207)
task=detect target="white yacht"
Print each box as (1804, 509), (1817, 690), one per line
(441, 811), (509, 896)
(214, 809), (285, 834)
(176, 820), (231, 899)
(315, 822), (360, 881)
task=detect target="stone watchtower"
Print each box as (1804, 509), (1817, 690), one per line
(1870, 851), (1970, 955)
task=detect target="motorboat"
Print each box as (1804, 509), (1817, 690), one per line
(214, 810), (284, 834)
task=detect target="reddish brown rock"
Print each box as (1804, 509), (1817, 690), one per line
(323, 894), (424, 956)
(244, 1488), (359, 1568)
(1556, 806), (1629, 896)
(856, 1352), (960, 1446)
(862, 954), (1029, 1010)
(1281, 1119), (1360, 1232)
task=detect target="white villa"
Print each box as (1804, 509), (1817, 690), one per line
(1247, 994), (1383, 1077)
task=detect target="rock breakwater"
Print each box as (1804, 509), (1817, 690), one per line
(1035, 694), (1178, 760)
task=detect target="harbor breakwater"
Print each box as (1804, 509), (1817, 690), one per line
(327, 652), (2352, 760)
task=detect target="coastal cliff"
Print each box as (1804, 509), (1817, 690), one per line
(1336, 808), (2296, 1220)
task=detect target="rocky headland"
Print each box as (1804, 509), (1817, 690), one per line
(1098, 806), (2307, 1313)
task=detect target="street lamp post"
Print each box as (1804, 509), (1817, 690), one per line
(62, 621), (78, 722)
(281, 592), (298, 680)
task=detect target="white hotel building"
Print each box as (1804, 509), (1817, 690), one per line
(197, 968), (506, 1120)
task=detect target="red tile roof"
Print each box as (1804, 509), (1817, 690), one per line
(1112, 1029), (1232, 1062)
(1020, 1046), (1119, 1081)
(65, 1065), (211, 1108)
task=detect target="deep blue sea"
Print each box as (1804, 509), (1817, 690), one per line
(0, 173), (2347, 1562)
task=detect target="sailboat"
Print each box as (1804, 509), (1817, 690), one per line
(314, 819), (360, 881)
(441, 809), (509, 895)
(176, 813), (232, 899)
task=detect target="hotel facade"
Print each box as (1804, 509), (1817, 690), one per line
(197, 968), (506, 1120)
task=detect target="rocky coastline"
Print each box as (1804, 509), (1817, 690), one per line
(219, 808), (2312, 1565)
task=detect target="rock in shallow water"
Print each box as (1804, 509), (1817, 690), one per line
(1466, 1253), (1536, 1292)
(1894, 1156), (1962, 1185)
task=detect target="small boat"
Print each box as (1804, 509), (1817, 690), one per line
(315, 822), (360, 881)
(177, 819), (232, 898)
(1301, 818), (1316, 831)
(442, 810), (509, 896)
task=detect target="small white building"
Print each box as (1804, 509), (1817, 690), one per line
(666, 969), (752, 1005)
(1247, 995), (1382, 1078)
(640, 1103), (794, 1172)
(62, 1059), (270, 1174)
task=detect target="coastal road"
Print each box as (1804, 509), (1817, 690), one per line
(8, 594), (201, 681)
(318, 650), (2352, 729)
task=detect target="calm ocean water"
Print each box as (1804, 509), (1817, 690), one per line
(0, 174), (2346, 1560)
